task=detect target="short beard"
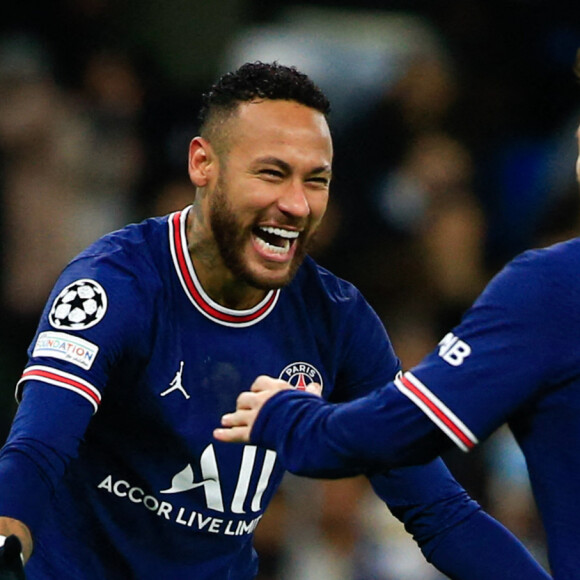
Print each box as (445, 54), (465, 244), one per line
(209, 180), (312, 290)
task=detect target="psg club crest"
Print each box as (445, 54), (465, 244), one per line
(278, 362), (323, 391)
(49, 279), (108, 330)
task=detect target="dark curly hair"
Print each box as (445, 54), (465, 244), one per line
(198, 62), (331, 142)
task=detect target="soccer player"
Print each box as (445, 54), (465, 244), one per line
(214, 92), (580, 580)
(0, 62), (549, 579)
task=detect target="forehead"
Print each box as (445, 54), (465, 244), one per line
(227, 99), (333, 162)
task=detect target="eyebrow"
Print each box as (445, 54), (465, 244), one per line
(255, 156), (332, 176)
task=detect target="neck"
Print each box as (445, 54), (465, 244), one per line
(186, 206), (268, 310)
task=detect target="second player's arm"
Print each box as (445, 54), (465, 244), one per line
(220, 250), (560, 477)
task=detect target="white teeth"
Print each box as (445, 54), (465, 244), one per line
(254, 226), (299, 255)
(259, 226), (299, 239)
(255, 236), (290, 254)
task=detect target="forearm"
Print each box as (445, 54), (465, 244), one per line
(251, 386), (448, 477)
(423, 509), (550, 579)
(368, 461), (548, 579)
(0, 382), (93, 543)
(0, 518), (32, 562)
(0, 441), (63, 542)
(251, 391), (365, 477)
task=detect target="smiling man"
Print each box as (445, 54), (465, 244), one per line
(0, 62), (548, 579)
(188, 96), (331, 299)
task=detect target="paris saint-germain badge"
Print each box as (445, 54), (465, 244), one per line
(278, 362), (323, 391)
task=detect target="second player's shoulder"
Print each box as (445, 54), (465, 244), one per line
(480, 237), (580, 305)
(507, 237), (580, 277)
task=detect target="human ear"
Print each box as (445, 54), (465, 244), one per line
(188, 137), (215, 187)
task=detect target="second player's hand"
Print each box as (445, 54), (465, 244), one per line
(214, 375), (322, 443)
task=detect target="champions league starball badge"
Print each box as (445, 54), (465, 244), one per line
(49, 279), (108, 330)
(278, 362), (323, 391)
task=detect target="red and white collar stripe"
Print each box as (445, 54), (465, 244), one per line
(168, 207), (280, 327)
(395, 371), (478, 452)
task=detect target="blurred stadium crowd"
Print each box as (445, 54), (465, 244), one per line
(1, 1), (580, 578)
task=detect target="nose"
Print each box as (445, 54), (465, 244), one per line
(277, 179), (311, 218)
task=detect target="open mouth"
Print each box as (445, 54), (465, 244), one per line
(253, 226), (300, 255)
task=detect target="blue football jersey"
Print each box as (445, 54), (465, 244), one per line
(0, 207), (551, 579)
(252, 238), (580, 578)
(1, 207), (403, 579)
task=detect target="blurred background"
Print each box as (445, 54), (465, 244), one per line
(1, 0), (580, 577)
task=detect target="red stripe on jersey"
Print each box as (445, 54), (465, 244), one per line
(170, 209), (279, 325)
(399, 374), (476, 450)
(18, 366), (101, 413)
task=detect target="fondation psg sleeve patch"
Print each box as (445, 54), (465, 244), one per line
(49, 279), (108, 330)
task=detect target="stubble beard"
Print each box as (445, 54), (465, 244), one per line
(209, 181), (313, 290)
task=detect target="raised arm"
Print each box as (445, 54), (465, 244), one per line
(215, 373), (447, 477)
